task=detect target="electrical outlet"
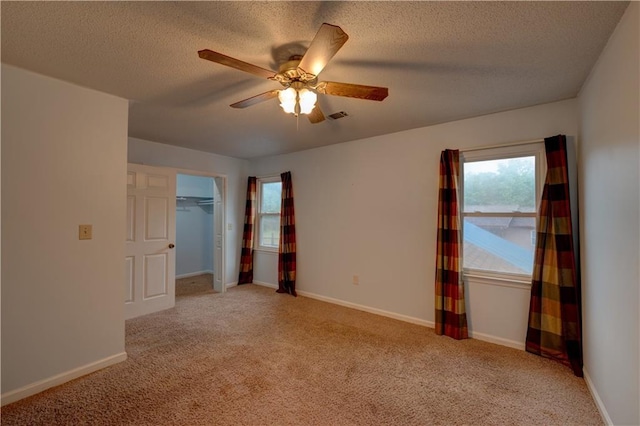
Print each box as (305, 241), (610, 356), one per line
(352, 275), (359, 285)
(79, 224), (92, 240)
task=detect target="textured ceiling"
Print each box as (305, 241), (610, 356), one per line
(1, 1), (629, 159)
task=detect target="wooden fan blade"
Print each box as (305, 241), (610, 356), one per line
(317, 81), (389, 101)
(297, 23), (349, 78)
(198, 49), (276, 79)
(230, 90), (280, 109)
(307, 105), (325, 124)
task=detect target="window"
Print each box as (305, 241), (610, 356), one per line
(256, 178), (282, 250)
(461, 143), (545, 279)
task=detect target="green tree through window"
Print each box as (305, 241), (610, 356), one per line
(464, 157), (535, 212)
(261, 182), (281, 213)
(258, 180), (282, 249)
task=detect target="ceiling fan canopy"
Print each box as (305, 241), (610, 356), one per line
(198, 23), (389, 124)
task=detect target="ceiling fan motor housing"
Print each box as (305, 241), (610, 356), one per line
(276, 56), (318, 88)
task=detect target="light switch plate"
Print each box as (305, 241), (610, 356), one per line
(79, 224), (92, 240)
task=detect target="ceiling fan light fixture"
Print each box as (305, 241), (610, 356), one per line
(298, 88), (317, 114)
(278, 87), (297, 114)
(278, 87), (317, 116)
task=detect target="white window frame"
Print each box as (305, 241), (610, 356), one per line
(255, 176), (282, 252)
(460, 142), (546, 283)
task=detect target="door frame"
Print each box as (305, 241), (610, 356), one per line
(174, 168), (227, 293)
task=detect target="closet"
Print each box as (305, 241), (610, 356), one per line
(176, 174), (214, 281)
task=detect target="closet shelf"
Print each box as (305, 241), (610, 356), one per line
(176, 196), (214, 206)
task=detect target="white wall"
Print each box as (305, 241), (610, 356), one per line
(1, 65), (128, 401)
(249, 99), (578, 347)
(578, 3), (639, 425)
(177, 173), (214, 198)
(176, 174), (214, 277)
(128, 138), (248, 286)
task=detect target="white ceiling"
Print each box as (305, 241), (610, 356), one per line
(1, 1), (629, 159)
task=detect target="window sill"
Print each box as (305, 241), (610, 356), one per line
(254, 248), (278, 255)
(463, 271), (532, 289)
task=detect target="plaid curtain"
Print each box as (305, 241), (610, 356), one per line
(277, 171), (297, 297)
(238, 176), (257, 285)
(526, 135), (582, 377)
(435, 149), (468, 340)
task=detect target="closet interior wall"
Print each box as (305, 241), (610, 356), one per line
(176, 174), (214, 278)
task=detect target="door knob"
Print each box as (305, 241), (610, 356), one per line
(168, 244), (175, 249)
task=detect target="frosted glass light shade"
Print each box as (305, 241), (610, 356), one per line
(298, 88), (317, 115)
(278, 88), (297, 114)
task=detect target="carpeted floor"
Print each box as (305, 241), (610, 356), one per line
(175, 273), (216, 297)
(1, 284), (602, 425)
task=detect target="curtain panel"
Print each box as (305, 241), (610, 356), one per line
(526, 135), (582, 376)
(277, 171), (297, 296)
(238, 176), (257, 285)
(435, 149), (468, 340)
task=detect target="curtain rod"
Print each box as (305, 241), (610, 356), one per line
(460, 138), (544, 153)
(255, 173), (281, 179)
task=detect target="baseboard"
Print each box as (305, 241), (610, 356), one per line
(226, 281), (238, 289)
(252, 280), (278, 290)
(252, 282), (529, 351)
(1, 352), (128, 406)
(176, 270), (214, 279)
(297, 288), (434, 328)
(467, 330), (525, 350)
(583, 368), (613, 425)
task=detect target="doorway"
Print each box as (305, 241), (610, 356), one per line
(175, 173), (225, 296)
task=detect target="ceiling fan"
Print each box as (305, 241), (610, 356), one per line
(198, 23), (389, 124)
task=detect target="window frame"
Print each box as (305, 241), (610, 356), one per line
(460, 142), (546, 283)
(255, 176), (282, 252)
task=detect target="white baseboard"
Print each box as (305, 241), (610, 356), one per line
(226, 281), (238, 289)
(252, 281), (530, 351)
(176, 270), (214, 279)
(1, 352), (128, 406)
(467, 330), (525, 350)
(252, 280), (278, 290)
(583, 368), (613, 425)
(253, 281), (434, 328)
(297, 288), (434, 328)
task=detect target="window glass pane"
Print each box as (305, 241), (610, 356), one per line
(463, 217), (535, 275)
(464, 156), (536, 213)
(261, 182), (282, 214)
(260, 215), (280, 248)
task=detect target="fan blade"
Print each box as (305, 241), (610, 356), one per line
(297, 23), (349, 78)
(316, 81), (388, 101)
(198, 49), (276, 79)
(307, 105), (325, 124)
(230, 90), (280, 109)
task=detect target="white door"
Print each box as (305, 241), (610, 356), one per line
(213, 177), (224, 293)
(125, 164), (176, 320)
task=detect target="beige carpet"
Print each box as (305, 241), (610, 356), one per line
(1, 284), (602, 425)
(175, 273), (216, 297)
